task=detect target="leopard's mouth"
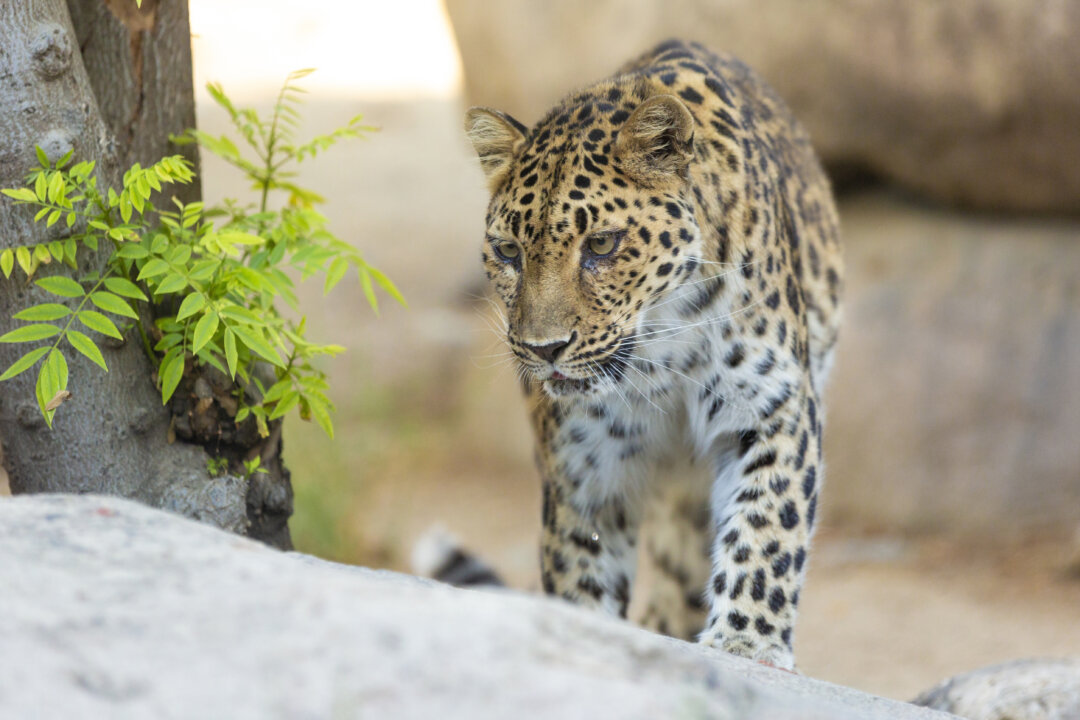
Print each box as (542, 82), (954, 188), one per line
(538, 335), (635, 398)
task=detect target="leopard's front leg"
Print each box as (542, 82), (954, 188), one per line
(530, 389), (646, 618)
(699, 390), (823, 671)
(539, 472), (640, 618)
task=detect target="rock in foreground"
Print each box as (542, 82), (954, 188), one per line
(915, 658), (1080, 720)
(0, 494), (952, 720)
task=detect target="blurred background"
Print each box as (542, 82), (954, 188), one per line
(46, 0), (1080, 701)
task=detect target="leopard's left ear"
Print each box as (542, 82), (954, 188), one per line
(464, 107), (528, 193)
(614, 94), (695, 184)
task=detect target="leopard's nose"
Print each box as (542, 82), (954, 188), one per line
(522, 333), (574, 363)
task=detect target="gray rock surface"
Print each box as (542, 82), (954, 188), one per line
(0, 493), (955, 720)
(445, 0), (1080, 212)
(914, 658), (1080, 720)
(825, 193), (1080, 534)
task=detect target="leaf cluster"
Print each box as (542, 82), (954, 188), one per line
(0, 74), (402, 438)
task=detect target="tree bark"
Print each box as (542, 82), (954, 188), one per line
(0, 0), (293, 548)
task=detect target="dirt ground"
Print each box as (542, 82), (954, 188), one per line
(4, 93), (1076, 703)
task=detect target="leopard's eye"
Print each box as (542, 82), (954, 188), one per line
(494, 241), (521, 262)
(587, 233), (619, 257)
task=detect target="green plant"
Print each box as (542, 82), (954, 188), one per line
(0, 70), (402, 438)
(242, 456), (268, 480)
(206, 456), (229, 477)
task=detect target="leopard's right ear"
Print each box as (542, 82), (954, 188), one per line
(464, 107), (527, 193)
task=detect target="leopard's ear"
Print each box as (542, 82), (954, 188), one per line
(614, 94), (695, 184)
(464, 107), (528, 193)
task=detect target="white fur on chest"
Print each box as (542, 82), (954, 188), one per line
(550, 271), (793, 510)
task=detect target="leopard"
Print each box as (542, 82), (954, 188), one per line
(460, 39), (842, 671)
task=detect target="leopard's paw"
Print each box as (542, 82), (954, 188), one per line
(700, 630), (796, 672)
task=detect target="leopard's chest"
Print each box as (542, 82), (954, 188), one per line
(546, 275), (783, 504)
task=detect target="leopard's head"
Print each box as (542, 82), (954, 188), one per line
(466, 89), (704, 399)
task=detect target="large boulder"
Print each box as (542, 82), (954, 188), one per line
(825, 193), (1080, 533)
(0, 493), (953, 720)
(445, 0), (1080, 213)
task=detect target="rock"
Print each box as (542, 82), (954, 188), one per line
(137, 442), (250, 536)
(824, 193), (1080, 534)
(913, 658), (1080, 720)
(445, 0), (1080, 212)
(0, 494), (954, 720)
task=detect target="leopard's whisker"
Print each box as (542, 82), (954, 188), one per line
(622, 361), (668, 415)
(632, 295), (769, 342)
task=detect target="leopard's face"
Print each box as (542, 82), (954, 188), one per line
(470, 93), (704, 399)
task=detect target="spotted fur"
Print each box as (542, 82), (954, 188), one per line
(465, 39), (842, 670)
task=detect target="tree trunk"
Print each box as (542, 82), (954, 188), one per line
(0, 0), (293, 549)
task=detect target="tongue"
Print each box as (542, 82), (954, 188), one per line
(550, 371), (567, 381)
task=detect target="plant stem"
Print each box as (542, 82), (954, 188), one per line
(48, 270), (113, 355)
(259, 79), (290, 217)
(135, 314), (155, 362)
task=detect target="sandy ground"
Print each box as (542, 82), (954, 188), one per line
(4, 93), (1076, 703)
